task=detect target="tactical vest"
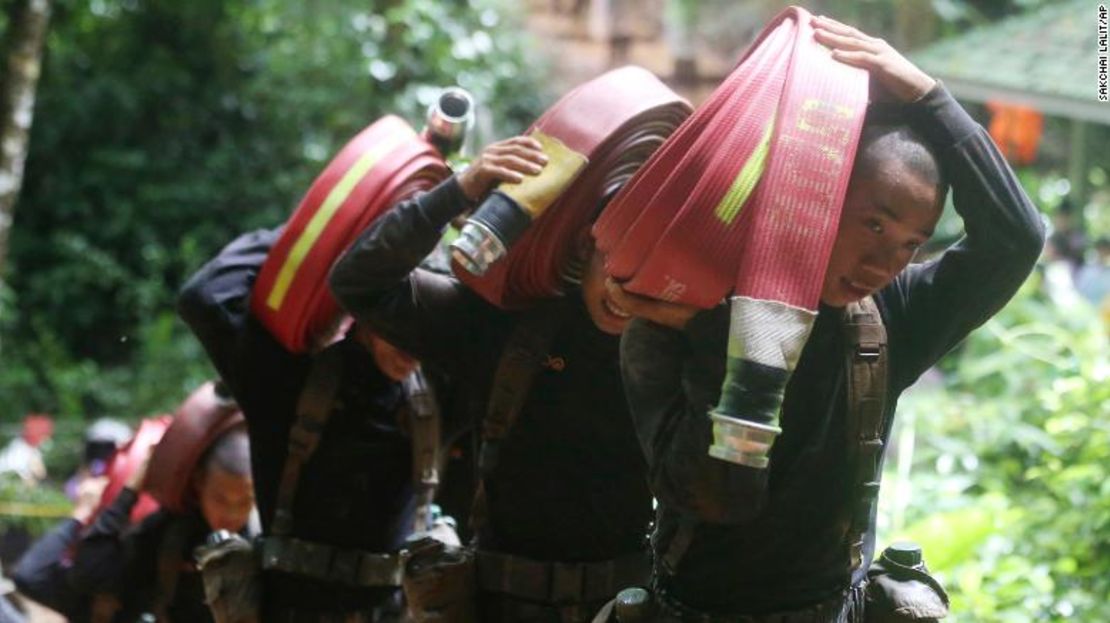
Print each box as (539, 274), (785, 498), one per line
(660, 296), (888, 581)
(259, 343), (443, 588)
(469, 300), (649, 614)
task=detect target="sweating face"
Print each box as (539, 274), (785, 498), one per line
(581, 247), (631, 335)
(821, 158), (941, 307)
(195, 465), (254, 532)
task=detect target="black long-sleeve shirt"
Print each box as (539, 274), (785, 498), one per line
(177, 228), (429, 613)
(329, 179), (653, 563)
(67, 489), (212, 623)
(12, 518), (87, 621)
(618, 85), (1045, 614)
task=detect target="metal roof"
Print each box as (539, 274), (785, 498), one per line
(910, 0), (1110, 124)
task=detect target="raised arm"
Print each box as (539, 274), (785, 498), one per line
(65, 451), (158, 596)
(810, 15), (1045, 390)
(66, 488), (140, 594)
(13, 476), (108, 609)
(879, 88), (1044, 390)
(12, 518), (82, 609)
(329, 136), (547, 361)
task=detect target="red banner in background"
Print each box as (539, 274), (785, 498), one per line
(986, 101), (1043, 166)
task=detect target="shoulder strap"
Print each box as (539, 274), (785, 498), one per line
(151, 516), (192, 622)
(478, 301), (565, 476)
(403, 366), (442, 533)
(470, 301), (564, 533)
(271, 344), (345, 537)
(842, 296), (888, 571)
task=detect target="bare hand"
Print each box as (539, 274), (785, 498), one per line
(456, 136), (549, 201)
(126, 449), (153, 491)
(605, 279), (700, 330)
(812, 15), (936, 103)
(72, 475), (109, 523)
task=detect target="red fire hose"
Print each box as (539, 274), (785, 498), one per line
(251, 116), (450, 353)
(146, 381), (245, 513)
(595, 7), (869, 468)
(90, 416), (170, 526)
(454, 66), (692, 308)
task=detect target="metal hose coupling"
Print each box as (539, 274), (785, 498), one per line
(451, 130), (588, 275)
(421, 86), (474, 158)
(708, 295), (816, 469)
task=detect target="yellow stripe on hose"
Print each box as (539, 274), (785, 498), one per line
(266, 126), (415, 311)
(714, 113), (776, 226)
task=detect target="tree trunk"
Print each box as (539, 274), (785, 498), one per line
(0, 0), (51, 282)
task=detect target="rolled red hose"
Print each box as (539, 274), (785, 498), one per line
(251, 116), (450, 352)
(456, 66), (691, 308)
(594, 7), (869, 469)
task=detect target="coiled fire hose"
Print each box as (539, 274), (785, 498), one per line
(451, 66), (692, 308)
(594, 7), (869, 468)
(252, 89), (474, 353)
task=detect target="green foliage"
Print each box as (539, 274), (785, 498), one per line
(0, 476), (73, 535)
(880, 282), (1110, 621)
(0, 0), (548, 419)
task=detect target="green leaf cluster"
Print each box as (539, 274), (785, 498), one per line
(881, 279), (1110, 621)
(0, 0), (548, 420)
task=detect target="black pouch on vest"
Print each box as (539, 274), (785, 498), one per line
(402, 536), (478, 622)
(865, 543), (949, 622)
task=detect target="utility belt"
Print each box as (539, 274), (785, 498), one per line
(477, 549), (649, 605)
(195, 532), (404, 623)
(260, 536), (405, 588)
(593, 581), (867, 623)
(600, 540), (951, 623)
(401, 540), (649, 623)
(263, 608), (383, 623)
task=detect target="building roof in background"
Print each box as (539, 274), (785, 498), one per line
(911, 0), (1109, 124)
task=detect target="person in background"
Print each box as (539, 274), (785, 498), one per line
(0, 415), (54, 486)
(12, 475), (109, 621)
(1048, 198), (1087, 275)
(69, 424), (254, 623)
(64, 419), (132, 502)
(1076, 237), (1110, 307)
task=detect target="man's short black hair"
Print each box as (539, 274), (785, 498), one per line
(855, 121), (947, 210)
(201, 424), (251, 477)
(855, 104), (948, 210)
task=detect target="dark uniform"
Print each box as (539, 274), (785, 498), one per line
(618, 85), (1044, 620)
(179, 228), (460, 621)
(12, 518), (86, 621)
(330, 178), (652, 622)
(68, 489), (217, 622)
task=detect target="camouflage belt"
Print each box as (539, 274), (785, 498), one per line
(260, 536), (405, 587)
